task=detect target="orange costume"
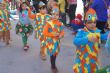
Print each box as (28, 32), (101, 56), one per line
(28, 8), (51, 55)
(43, 19), (64, 56)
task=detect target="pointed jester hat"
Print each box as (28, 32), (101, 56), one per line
(85, 8), (97, 23)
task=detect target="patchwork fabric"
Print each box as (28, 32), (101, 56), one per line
(35, 13), (51, 50)
(0, 10), (10, 31)
(44, 20), (64, 56)
(73, 27), (101, 73)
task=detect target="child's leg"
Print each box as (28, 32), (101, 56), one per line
(22, 34), (29, 51)
(22, 34), (28, 48)
(8, 30), (11, 41)
(8, 22), (11, 41)
(50, 55), (56, 69)
(41, 46), (46, 56)
(2, 31), (5, 42)
(50, 55), (58, 73)
(0, 31), (2, 41)
(40, 37), (46, 60)
(22, 35), (30, 51)
(5, 30), (10, 45)
(40, 43), (46, 60)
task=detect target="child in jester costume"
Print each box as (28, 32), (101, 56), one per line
(43, 6), (64, 73)
(0, 3), (4, 41)
(16, 2), (33, 51)
(2, 1), (12, 45)
(28, 1), (51, 60)
(73, 8), (110, 73)
(3, 0), (14, 42)
(0, 2), (12, 45)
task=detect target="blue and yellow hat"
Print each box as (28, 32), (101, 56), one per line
(85, 8), (97, 22)
(51, 6), (59, 14)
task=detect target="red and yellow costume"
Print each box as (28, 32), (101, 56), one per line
(28, 2), (51, 56)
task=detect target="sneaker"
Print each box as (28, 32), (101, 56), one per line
(24, 46), (28, 51)
(26, 45), (30, 49)
(51, 67), (59, 73)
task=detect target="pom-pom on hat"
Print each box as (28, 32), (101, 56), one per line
(85, 8), (97, 22)
(76, 14), (82, 19)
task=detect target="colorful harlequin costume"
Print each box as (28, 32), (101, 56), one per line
(3, 1), (19, 45)
(0, 4), (10, 32)
(43, 6), (64, 56)
(28, 1), (51, 58)
(73, 8), (110, 73)
(43, 19), (64, 56)
(0, 2), (11, 45)
(43, 6), (64, 73)
(0, 4), (4, 40)
(0, 8), (5, 32)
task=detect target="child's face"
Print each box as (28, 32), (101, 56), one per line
(22, 4), (27, 10)
(2, 4), (6, 9)
(86, 21), (96, 30)
(40, 8), (47, 14)
(52, 12), (59, 20)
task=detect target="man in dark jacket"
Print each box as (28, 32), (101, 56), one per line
(91, 0), (110, 33)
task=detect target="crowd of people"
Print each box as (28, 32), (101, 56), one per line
(0, 0), (110, 73)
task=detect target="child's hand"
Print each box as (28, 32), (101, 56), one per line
(108, 14), (110, 18)
(87, 33), (99, 43)
(92, 37), (99, 43)
(88, 36), (98, 43)
(26, 6), (30, 10)
(1, 18), (4, 21)
(55, 33), (59, 37)
(59, 35), (64, 39)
